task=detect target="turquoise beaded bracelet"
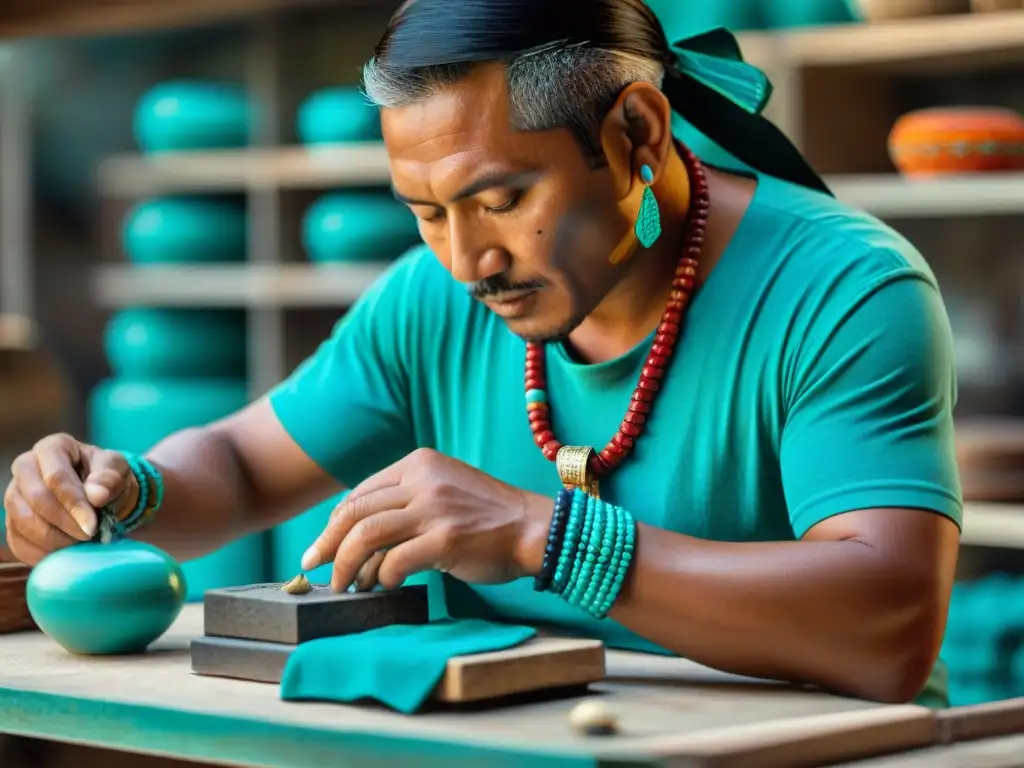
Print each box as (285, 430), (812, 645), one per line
(96, 453), (165, 544)
(546, 490), (636, 619)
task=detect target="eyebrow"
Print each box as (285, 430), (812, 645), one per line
(392, 170), (541, 207)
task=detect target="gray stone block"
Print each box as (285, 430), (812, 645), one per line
(191, 635), (292, 683)
(202, 583), (429, 645)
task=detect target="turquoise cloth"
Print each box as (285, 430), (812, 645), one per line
(279, 620), (537, 714)
(268, 172), (962, 707)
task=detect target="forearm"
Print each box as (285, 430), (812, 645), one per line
(133, 426), (258, 560)
(608, 524), (947, 702)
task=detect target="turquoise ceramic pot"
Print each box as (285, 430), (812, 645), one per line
(303, 192), (421, 263)
(88, 377), (249, 462)
(104, 309), (246, 379)
(297, 88), (382, 145)
(123, 197), (247, 265)
(26, 540), (186, 655)
(87, 378), (268, 600)
(134, 81), (250, 154)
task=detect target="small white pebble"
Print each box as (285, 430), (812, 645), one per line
(569, 700), (619, 736)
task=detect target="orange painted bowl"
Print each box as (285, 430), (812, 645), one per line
(888, 108), (1024, 176)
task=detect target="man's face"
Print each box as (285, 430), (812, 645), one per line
(381, 63), (631, 342)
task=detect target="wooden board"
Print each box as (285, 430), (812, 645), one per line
(0, 605), (941, 767)
(937, 697), (1024, 743)
(203, 583), (429, 644)
(0, 564), (34, 635)
(831, 733), (1024, 767)
(191, 634), (606, 704)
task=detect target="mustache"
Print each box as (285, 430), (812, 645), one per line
(466, 274), (545, 300)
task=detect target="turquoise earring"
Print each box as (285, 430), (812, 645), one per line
(635, 164), (661, 249)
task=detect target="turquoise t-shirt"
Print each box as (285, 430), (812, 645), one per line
(269, 172), (962, 705)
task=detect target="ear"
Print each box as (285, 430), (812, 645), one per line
(599, 81), (674, 202)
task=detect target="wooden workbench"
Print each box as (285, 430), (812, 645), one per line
(0, 604), (952, 767)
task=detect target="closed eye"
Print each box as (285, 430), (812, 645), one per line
(486, 191), (522, 214)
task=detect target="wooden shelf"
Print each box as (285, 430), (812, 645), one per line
(0, 0), (358, 40)
(98, 144), (392, 196)
(92, 263), (389, 308)
(99, 145), (1024, 221)
(826, 173), (1024, 218)
(738, 10), (1024, 72)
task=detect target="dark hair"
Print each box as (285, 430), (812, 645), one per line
(364, 0), (830, 193)
(363, 0), (675, 165)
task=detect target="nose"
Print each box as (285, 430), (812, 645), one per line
(448, 214), (509, 285)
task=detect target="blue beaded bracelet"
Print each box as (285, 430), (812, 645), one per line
(533, 489), (573, 592)
(95, 453), (165, 544)
(545, 490), (637, 619)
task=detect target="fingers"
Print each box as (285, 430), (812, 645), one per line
(343, 460), (406, 505)
(4, 483), (79, 558)
(5, 526), (50, 567)
(376, 532), (446, 591)
(82, 449), (134, 516)
(303, 486), (412, 571)
(29, 438), (96, 540)
(11, 452), (94, 542)
(352, 550), (387, 593)
(329, 506), (422, 592)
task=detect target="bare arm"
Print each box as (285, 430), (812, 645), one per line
(133, 398), (343, 560)
(602, 508), (959, 703)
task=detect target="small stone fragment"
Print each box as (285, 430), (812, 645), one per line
(569, 700), (619, 736)
(281, 574), (312, 595)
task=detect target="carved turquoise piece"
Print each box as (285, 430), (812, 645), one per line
(26, 540), (187, 656)
(635, 185), (662, 249)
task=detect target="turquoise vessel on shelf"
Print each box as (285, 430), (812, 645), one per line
(134, 81), (250, 154)
(123, 197), (247, 265)
(104, 308), (246, 379)
(303, 192), (421, 264)
(297, 87), (382, 145)
(26, 540), (187, 656)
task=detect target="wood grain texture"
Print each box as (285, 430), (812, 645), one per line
(191, 634), (606, 703)
(597, 706), (937, 767)
(0, 564), (35, 635)
(937, 697), (1024, 743)
(203, 583), (429, 644)
(830, 733), (1024, 767)
(0, 605), (940, 767)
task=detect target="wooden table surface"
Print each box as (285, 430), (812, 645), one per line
(0, 605), (942, 767)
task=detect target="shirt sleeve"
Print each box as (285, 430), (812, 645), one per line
(781, 271), (964, 539)
(267, 247), (434, 488)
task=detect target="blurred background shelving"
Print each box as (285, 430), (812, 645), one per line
(1, 0), (1023, 705)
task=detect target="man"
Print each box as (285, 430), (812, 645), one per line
(4, 0), (961, 705)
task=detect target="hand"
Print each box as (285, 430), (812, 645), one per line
(4, 434), (139, 565)
(301, 448), (554, 592)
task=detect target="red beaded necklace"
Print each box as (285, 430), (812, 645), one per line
(525, 146), (710, 478)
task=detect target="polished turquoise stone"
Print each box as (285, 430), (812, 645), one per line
(26, 540), (187, 656)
